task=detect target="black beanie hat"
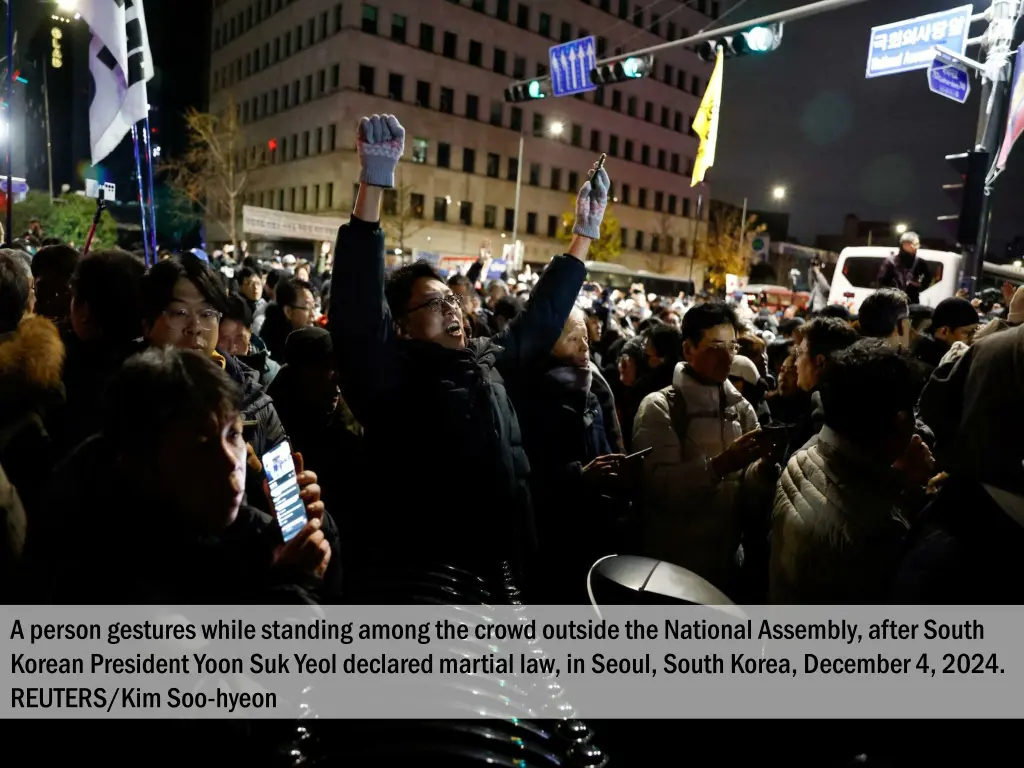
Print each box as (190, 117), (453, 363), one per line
(931, 297), (979, 332)
(284, 326), (333, 368)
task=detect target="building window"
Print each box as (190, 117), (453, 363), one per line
(316, 127), (323, 153)
(657, 149), (666, 170)
(517, 3), (530, 29)
(676, 70), (686, 90)
(674, 111), (683, 132)
(668, 194), (677, 214)
(440, 87), (454, 113)
(510, 106), (522, 131)
(624, 140), (634, 161)
(627, 96), (637, 117)
(382, 189), (398, 216)
(655, 191), (664, 212)
(638, 188), (647, 208)
(641, 145), (650, 165)
(504, 207), (515, 230)
(620, 228), (628, 248)
(307, 18), (315, 45)
(329, 124), (337, 150)
(532, 112), (543, 137)
(597, 36), (607, 56)
(410, 193), (425, 218)
(271, 90), (279, 113)
(671, 153), (680, 174)
(412, 137), (429, 163)
(634, 231), (644, 250)
(295, 24), (303, 51)
(392, 14), (407, 42)
(278, 190), (284, 209)
(433, 197), (448, 222)
(490, 100), (503, 126)
(539, 11), (551, 36)
(547, 215), (558, 238)
(493, 48), (507, 74)
(559, 21), (571, 42)
(472, 0), (485, 10)
(590, 130), (601, 151)
(292, 80), (299, 104)
(661, 106), (670, 128)
(420, 23), (434, 52)
(667, 21), (676, 40)
(469, 40), (482, 66)
(644, 101), (653, 122)
(633, 5), (643, 26)
(289, 188), (296, 211)
(416, 80), (430, 107)
(651, 235), (659, 253)
(609, 135), (619, 157)
(333, 4), (342, 33)
(319, 69), (327, 93)
(319, 11), (328, 39)
(484, 205), (497, 229)
(290, 133), (298, 160)
(487, 153), (500, 178)
(327, 182), (334, 209)
(304, 74), (313, 100)
(459, 201), (473, 225)
(527, 212), (537, 235)
(618, 0), (629, 18)
(529, 163), (540, 185)
(443, 31), (457, 58)
(651, 13), (661, 36)
(571, 124), (582, 147)
(463, 148), (476, 173)
(507, 157), (518, 181)
(437, 142), (451, 167)
(692, 75), (701, 96)
(358, 65), (374, 94)
(389, 73), (404, 100)
(302, 186), (309, 211)
(362, 4), (378, 34)
(513, 56), (526, 79)
(496, 0), (510, 21)
(466, 94), (479, 120)
(621, 183), (630, 204)
(683, 198), (692, 217)
(612, 91), (622, 111)
(550, 167), (562, 190)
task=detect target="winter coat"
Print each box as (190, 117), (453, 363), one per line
(877, 253), (932, 303)
(589, 362), (623, 454)
(236, 334), (281, 388)
(632, 362), (762, 590)
(770, 427), (912, 604)
(330, 217), (584, 583)
(0, 315), (65, 519)
(910, 332), (949, 372)
(0, 461), (26, 600)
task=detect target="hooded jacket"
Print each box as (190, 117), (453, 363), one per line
(235, 333), (281, 388)
(330, 217), (584, 586)
(632, 362), (761, 589)
(0, 315), (65, 518)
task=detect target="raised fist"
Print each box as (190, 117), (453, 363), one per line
(356, 114), (405, 188)
(572, 162), (610, 240)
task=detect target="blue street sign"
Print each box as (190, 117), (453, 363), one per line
(0, 177), (29, 195)
(866, 4), (973, 78)
(928, 58), (971, 104)
(549, 36), (597, 97)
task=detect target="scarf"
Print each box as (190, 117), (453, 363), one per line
(544, 363), (593, 394)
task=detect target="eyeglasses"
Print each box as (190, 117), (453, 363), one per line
(162, 307), (222, 330)
(707, 340), (740, 352)
(407, 294), (463, 315)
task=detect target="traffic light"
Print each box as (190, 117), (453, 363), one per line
(504, 78), (549, 103)
(938, 150), (989, 246)
(696, 23), (784, 61)
(590, 54), (656, 85)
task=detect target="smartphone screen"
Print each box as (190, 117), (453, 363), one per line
(262, 442), (307, 542)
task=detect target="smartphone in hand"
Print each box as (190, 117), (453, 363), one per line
(261, 441), (307, 542)
(624, 446), (653, 462)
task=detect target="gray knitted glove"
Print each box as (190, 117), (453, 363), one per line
(572, 164), (610, 240)
(357, 114), (405, 188)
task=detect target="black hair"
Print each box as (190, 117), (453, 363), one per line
(648, 322), (683, 362)
(103, 347), (241, 453)
(223, 293), (254, 327)
(32, 244), (80, 280)
(275, 278), (313, 310)
(680, 301), (740, 347)
(802, 316), (859, 360)
(0, 250), (30, 333)
(236, 266), (259, 284)
(818, 339), (922, 444)
(141, 253), (228, 326)
(817, 304), (853, 322)
(447, 274), (471, 290)
(858, 288), (909, 338)
(70, 249), (146, 343)
(493, 296), (522, 321)
(265, 269), (285, 290)
(385, 260), (445, 317)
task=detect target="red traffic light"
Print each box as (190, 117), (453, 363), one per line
(267, 138), (278, 151)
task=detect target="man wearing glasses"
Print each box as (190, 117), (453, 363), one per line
(331, 114), (608, 592)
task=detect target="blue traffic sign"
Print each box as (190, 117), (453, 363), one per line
(928, 59), (971, 104)
(549, 36), (597, 97)
(0, 177), (29, 195)
(866, 4), (973, 78)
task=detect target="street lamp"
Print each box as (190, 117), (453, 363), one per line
(771, 185), (787, 201)
(511, 120), (566, 265)
(895, 223), (908, 235)
(56, 0), (77, 11)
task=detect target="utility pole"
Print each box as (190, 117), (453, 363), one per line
(42, 57), (54, 200)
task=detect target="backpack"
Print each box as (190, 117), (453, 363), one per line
(662, 385), (691, 447)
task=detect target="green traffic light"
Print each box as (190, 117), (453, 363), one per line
(744, 26), (775, 53)
(527, 80), (544, 98)
(622, 58), (643, 78)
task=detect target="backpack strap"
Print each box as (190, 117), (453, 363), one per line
(662, 385), (690, 448)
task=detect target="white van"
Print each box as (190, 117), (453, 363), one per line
(827, 246), (961, 313)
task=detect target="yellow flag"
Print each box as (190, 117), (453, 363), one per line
(691, 47), (724, 187)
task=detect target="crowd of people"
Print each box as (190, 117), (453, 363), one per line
(1, 113), (1021, 611)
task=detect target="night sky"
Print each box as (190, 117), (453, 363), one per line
(711, 0), (1023, 255)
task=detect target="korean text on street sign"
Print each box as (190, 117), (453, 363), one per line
(866, 5), (973, 78)
(549, 36), (597, 97)
(928, 59), (971, 104)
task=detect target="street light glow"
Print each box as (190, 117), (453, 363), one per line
(549, 121), (564, 136)
(895, 223), (908, 235)
(56, 0), (77, 11)
(772, 185), (786, 200)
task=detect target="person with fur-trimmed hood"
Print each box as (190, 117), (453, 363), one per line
(0, 250), (65, 521)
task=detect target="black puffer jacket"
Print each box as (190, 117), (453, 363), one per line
(331, 217), (585, 586)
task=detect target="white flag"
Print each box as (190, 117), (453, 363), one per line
(78, 0), (155, 165)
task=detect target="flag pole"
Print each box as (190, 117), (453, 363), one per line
(142, 116), (157, 257)
(130, 124), (152, 266)
(4, 0), (13, 242)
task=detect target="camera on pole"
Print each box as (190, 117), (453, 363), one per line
(696, 22), (784, 61)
